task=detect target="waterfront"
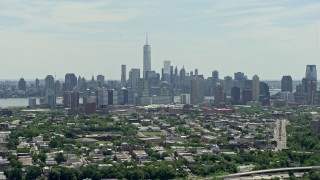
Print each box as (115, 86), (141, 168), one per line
(0, 98), (63, 108)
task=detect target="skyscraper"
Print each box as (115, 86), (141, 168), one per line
(18, 78), (27, 91)
(63, 91), (80, 111)
(242, 87), (252, 104)
(163, 60), (171, 74)
(307, 80), (317, 105)
(121, 64), (126, 85)
(305, 65), (317, 105)
(143, 34), (151, 78)
(224, 76), (233, 96)
(129, 69), (140, 90)
(45, 75), (55, 91)
(306, 65), (317, 81)
(45, 75), (56, 108)
(65, 73), (77, 92)
(260, 82), (271, 106)
(281, 76), (293, 92)
(108, 89), (118, 105)
(231, 86), (240, 105)
(96, 88), (108, 108)
(214, 83), (225, 107)
(97, 75), (105, 84)
(234, 72), (246, 89)
(252, 75), (260, 102)
(191, 76), (205, 104)
(212, 70), (219, 80)
(55, 80), (61, 95)
(35, 78), (40, 89)
(46, 89), (56, 108)
(195, 69), (199, 76)
(118, 87), (129, 105)
(138, 78), (150, 97)
(179, 66), (186, 83)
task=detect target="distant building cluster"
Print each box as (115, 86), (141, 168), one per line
(0, 37), (319, 113)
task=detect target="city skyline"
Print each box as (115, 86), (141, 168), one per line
(0, 0), (319, 80)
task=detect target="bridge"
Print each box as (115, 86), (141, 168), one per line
(220, 166), (320, 179)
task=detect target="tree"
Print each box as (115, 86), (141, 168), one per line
(55, 153), (66, 164)
(48, 168), (61, 180)
(81, 165), (102, 180)
(8, 155), (22, 168)
(4, 168), (23, 180)
(60, 167), (79, 180)
(38, 152), (47, 162)
(32, 153), (38, 163)
(309, 170), (320, 180)
(25, 166), (41, 180)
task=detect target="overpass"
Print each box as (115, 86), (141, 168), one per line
(220, 166), (320, 179)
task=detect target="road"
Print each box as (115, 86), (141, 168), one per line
(219, 166), (320, 179)
(273, 119), (287, 151)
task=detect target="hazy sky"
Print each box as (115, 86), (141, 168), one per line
(0, 0), (319, 80)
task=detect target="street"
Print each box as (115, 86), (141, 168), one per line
(273, 119), (287, 151)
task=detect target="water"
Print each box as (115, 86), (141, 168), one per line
(0, 98), (63, 108)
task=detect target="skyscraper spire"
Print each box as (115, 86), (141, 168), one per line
(146, 32), (148, 45)
(143, 33), (151, 78)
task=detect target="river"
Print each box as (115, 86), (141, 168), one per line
(0, 98), (65, 108)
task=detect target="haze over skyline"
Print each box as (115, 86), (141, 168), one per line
(0, 0), (319, 80)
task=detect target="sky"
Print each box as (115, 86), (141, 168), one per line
(0, 0), (319, 81)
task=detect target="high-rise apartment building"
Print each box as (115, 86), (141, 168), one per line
(63, 91), (79, 110)
(191, 76), (205, 104)
(281, 76), (293, 92)
(214, 83), (225, 106)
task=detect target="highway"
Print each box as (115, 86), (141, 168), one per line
(220, 166), (320, 179)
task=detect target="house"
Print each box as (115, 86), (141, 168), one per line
(32, 135), (43, 142)
(132, 150), (151, 164)
(45, 158), (58, 166)
(19, 157), (33, 167)
(114, 153), (131, 163)
(0, 172), (7, 180)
